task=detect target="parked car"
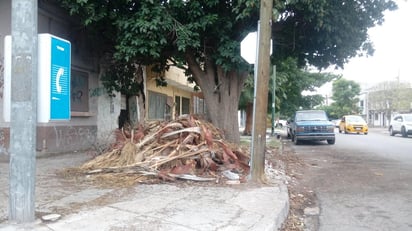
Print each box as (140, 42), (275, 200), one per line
(288, 110), (335, 145)
(389, 114), (412, 137)
(338, 115), (368, 135)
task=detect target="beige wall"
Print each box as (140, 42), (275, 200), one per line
(146, 65), (195, 120)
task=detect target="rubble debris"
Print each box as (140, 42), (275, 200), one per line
(41, 214), (61, 222)
(303, 207), (320, 216)
(222, 170), (240, 180)
(79, 115), (250, 184)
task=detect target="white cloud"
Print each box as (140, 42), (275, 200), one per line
(344, 0), (412, 84)
(318, 0), (412, 94)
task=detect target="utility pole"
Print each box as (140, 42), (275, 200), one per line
(9, 0), (38, 222)
(250, 0), (272, 183)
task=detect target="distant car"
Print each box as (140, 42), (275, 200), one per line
(389, 114), (412, 137)
(338, 115), (368, 135)
(289, 110), (335, 145)
(286, 119), (292, 138)
(332, 119), (340, 128)
(276, 119), (288, 128)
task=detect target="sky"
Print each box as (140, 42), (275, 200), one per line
(317, 0), (412, 95)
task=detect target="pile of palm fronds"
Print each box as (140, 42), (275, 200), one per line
(80, 115), (250, 183)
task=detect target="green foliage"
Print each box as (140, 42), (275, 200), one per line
(272, 0), (397, 69)
(327, 78), (361, 117)
(239, 57), (338, 118)
(57, 0), (396, 118)
(58, 0), (396, 74)
(100, 63), (143, 97)
(272, 58), (337, 117)
(301, 94), (325, 110)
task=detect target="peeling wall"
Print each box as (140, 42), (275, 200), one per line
(37, 125), (97, 153)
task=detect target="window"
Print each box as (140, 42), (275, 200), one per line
(175, 96), (191, 117)
(182, 97), (190, 114)
(148, 91), (169, 120)
(193, 96), (207, 115)
(175, 96), (180, 117)
(71, 70), (89, 112)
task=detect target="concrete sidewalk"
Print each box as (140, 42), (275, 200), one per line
(0, 151), (289, 231)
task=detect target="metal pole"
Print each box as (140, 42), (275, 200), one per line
(9, 0), (38, 222)
(249, 21), (259, 181)
(271, 65), (276, 136)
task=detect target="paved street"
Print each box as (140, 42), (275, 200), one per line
(289, 127), (412, 230)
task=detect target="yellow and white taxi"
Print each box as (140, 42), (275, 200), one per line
(338, 115), (368, 135)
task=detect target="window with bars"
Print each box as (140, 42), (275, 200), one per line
(193, 96), (207, 115)
(148, 91), (169, 120)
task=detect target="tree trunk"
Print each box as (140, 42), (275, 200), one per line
(185, 53), (247, 144)
(136, 65), (146, 126)
(202, 71), (245, 143)
(243, 102), (253, 135)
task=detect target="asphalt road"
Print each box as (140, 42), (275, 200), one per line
(289, 128), (412, 231)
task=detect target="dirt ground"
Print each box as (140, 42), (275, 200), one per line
(266, 140), (319, 231)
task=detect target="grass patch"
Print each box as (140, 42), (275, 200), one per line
(266, 137), (281, 149)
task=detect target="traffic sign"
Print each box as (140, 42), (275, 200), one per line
(240, 31), (272, 64)
(241, 32), (258, 64)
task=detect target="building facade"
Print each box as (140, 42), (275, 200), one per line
(0, 0), (199, 154)
(360, 80), (412, 127)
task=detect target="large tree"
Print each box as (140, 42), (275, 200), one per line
(239, 57), (337, 135)
(57, 0), (396, 143)
(329, 78), (362, 117)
